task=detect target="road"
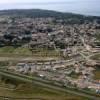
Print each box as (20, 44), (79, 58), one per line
(0, 69), (99, 100)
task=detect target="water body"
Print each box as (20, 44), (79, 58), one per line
(0, 0), (100, 16)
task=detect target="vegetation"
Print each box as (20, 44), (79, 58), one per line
(0, 46), (60, 57)
(95, 33), (100, 46)
(95, 33), (100, 41)
(0, 9), (100, 24)
(90, 53), (100, 60)
(68, 71), (81, 79)
(0, 81), (90, 100)
(94, 66), (100, 79)
(0, 61), (9, 66)
(0, 69), (99, 99)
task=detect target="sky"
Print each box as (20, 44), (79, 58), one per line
(0, 0), (100, 16)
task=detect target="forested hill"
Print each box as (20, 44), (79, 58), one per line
(0, 9), (100, 24)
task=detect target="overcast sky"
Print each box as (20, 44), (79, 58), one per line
(0, 0), (100, 16)
(0, 0), (69, 3)
(0, 0), (98, 3)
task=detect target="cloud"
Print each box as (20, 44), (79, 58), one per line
(0, 0), (72, 4)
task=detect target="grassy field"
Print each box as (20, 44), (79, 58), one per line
(0, 46), (60, 57)
(0, 70), (93, 100)
(0, 46), (61, 62)
(0, 82), (90, 100)
(68, 71), (81, 79)
(0, 46), (96, 100)
(90, 53), (100, 60)
(94, 67), (100, 80)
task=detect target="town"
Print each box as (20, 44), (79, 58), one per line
(0, 9), (100, 100)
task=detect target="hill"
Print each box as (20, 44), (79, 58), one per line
(0, 9), (100, 24)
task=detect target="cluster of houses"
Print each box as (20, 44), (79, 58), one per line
(0, 13), (100, 94)
(8, 59), (100, 93)
(0, 16), (99, 49)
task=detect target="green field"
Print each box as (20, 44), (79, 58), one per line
(94, 67), (100, 80)
(68, 71), (81, 79)
(0, 82), (89, 100)
(90, 53), (100, 60)
(0, 69), (99, 100)
(0, 46), (60, 57)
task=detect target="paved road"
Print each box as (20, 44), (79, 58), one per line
(0, 70), (99, 100)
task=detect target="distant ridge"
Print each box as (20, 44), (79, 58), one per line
(0, 9), (100, 24)
(0, 9), (84, 17)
